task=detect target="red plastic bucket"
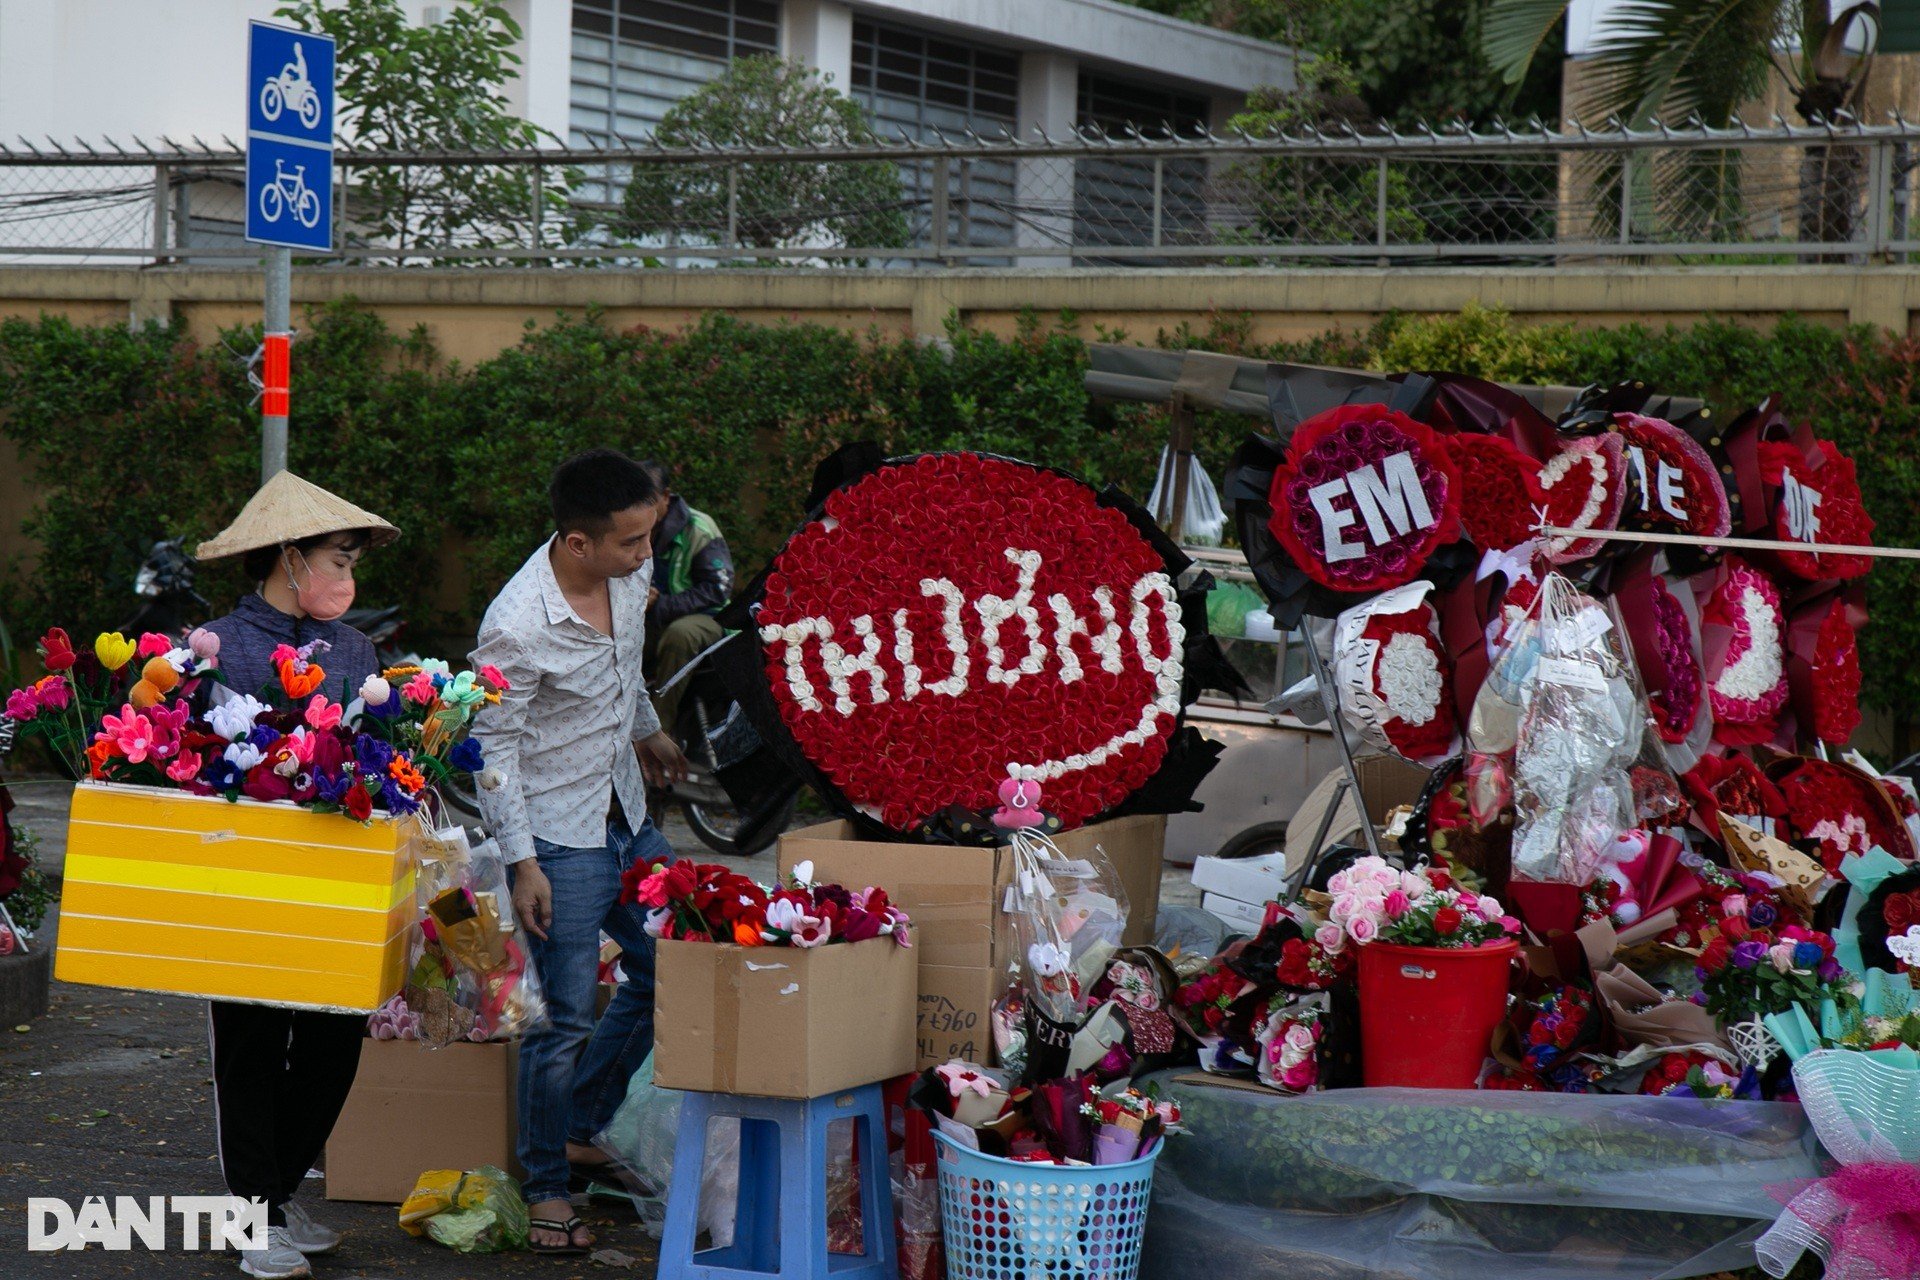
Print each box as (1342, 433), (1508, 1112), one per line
(1357, 938), (1518, 1088)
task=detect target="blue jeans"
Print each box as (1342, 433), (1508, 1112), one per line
(516, 813), (672, 1204)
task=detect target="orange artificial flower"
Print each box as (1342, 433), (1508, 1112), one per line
(86, 737), (117, 779)
(387, 757), (427, 795)
(732, 920), (765, 947)
(141, 656), (179, 693)
(128, 679), (163, 710)
(278, 659), (326, 700)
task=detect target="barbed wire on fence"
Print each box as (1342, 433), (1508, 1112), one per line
(0, 115), (1915, 266)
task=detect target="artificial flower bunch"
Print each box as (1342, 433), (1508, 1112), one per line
(625, 857), (911, 950)
(1520, 984), (1596, 1078)
(1657, 860), (1791, 952)
(1327, 856), (1520, 949)
(1638, 1049), (1760, 1100)
(4, 627), (219, 776)
(2, 626), (503, 822)
(1081, 1087), (1182, 1165)
(1694, 924), (1851, 1024)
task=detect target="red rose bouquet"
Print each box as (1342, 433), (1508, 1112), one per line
(1449, 432), (1545, 553)
(1773, 756), (1915, 872)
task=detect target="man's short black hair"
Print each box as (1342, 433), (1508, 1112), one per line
(550, 448), (662, 536)
(637, 459), (673, 495)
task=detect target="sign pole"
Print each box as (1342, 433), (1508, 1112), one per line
(262, 246), (291, 482)
(245, 19), (334, 483)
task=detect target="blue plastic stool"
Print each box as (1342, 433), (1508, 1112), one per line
(658, 1085), (896, 1280)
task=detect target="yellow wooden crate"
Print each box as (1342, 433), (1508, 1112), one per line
(56, 782), (420, 1012)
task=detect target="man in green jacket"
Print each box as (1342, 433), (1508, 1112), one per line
(638, 461), (733, 734)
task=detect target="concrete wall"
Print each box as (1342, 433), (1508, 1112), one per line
(3, 261), (1917, 568)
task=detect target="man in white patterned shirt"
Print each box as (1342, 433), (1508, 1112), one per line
(471, 448), (687, 1255)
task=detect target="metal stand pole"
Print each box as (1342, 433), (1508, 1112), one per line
(1297, 621), (1374, 859)
(262, 246), (291, 482)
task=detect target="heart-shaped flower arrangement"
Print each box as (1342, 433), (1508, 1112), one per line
(1700, 557), (1789, 747)
(1537, 434), (1627, 563)
(753, 452), (1189, 832)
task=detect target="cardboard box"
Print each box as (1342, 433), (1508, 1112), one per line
(1200, 892), (1267, 936)
(655, 936), (917, 1097)
(1283, 755), (1431, 869)
(1190, 851), (1291, 907)
(325, 1039), (520, 1204)
(57, 783), (419, 1012)
(777, 813), (1165, 972)
(915, 964), (1006, 1068)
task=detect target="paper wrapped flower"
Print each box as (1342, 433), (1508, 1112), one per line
(1612, 413), (1732, 540)
(1771, 756), (1916, 874)
(1537, 434), (1627, 563)
(1758, 437), (1874, 580)
(1448, 432), (1544, 553)
(1332, 581), (1458, 764)
(750, 451), (1191, 833)
(1682, 752), (1790, 842)
(1699, 557), (1789, 747)
(1265, 404), (1461, 594)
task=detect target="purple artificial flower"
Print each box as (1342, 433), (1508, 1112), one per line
(1747, 900), (1779, 928)
(315, 771), (353, 805)
(354, 734), (395, 776)
(380, 776), (421, 815)
(1731, 940), (1767, 970)
(247, 724), (281, 749)
(1818, 959), (1843, 983)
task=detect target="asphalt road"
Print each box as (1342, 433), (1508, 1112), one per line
(0, 778), (1200, 1278)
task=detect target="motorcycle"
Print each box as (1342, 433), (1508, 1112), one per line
(434, 645), (800, 856)
(652, 656), (798, 857)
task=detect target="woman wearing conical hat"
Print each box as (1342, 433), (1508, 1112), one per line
(192, 471), (397, 1280)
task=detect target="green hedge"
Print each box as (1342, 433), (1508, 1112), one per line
(3, 301), (1916, 727)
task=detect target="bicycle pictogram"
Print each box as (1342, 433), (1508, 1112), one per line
(258, 158), (322, 230)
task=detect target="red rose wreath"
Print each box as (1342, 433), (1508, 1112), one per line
(1266, 404), (1461, 595)
(753, 452), (1190, 832)
(1448, 432), (1544, 553)
(1758, 437), (1874, 581)
(1612, 413), (1731, 540)
(1537, 434), (1628, 563)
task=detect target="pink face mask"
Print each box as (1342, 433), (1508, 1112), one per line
(287, 548), (356, 622)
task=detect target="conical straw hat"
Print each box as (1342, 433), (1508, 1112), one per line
(195, 470), (399, 560)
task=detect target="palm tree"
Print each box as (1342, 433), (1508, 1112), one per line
(1482, 1), (1882, 245)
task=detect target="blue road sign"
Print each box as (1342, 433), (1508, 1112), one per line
(246, 21), (335, 251)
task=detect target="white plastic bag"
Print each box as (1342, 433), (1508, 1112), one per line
(595, 1052), (739, 1245)
(1147, 446), (1226, 545)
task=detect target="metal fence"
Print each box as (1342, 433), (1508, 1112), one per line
(2, 118), (1916, 267)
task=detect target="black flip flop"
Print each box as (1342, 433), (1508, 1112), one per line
(528, 1215), (591, 1255)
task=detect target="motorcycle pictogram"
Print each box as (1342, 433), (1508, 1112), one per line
(258, 41), (323, 131)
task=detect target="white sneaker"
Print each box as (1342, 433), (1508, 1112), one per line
(282, 1201), (342, 1255)
(239, 1226), (312, 1279)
